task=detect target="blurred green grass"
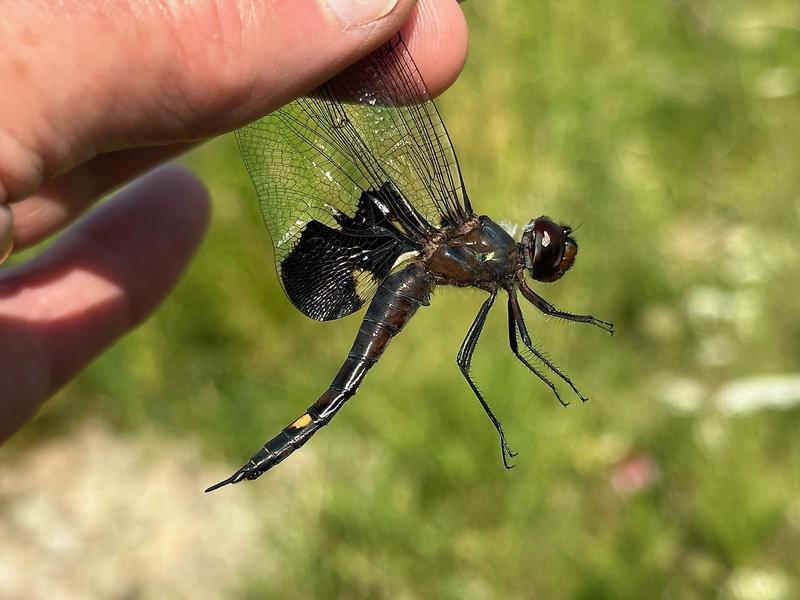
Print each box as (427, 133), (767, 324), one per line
(13, 0), (800, 597)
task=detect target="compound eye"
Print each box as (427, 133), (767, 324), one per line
(522, 217), (578, 283)
(530, 220), (565, 280)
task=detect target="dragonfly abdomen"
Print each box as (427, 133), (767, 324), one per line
(206, 263), (432, 491)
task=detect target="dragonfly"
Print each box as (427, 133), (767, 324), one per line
(206, 36), (613, 492)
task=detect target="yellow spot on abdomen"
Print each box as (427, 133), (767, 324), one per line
(289, 414), (312, 430)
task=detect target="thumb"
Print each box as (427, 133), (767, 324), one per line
(1, 0), (421, 201)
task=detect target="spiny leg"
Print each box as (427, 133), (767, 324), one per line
(509, 288), (590, 403)
(456, 289), (517, 468)
(518, 277), (614, 334)
(506, 291), (568, 407)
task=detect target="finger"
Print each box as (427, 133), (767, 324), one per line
(10, 143), (195, 250)
(399, 0), (469, 97)
(0, 204), (12, 264)
(0, 166), (210, 441)
(2, 0), (467, 203)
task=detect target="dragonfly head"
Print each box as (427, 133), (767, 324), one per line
(520, 216), (577, 283)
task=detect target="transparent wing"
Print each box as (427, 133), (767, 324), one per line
(236, 35), (472, 320)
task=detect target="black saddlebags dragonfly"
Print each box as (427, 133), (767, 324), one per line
(206, 36), (613, 492)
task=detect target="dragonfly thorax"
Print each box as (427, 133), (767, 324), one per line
(423, 216), (519, 287)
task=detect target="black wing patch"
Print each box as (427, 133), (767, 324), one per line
(281, 185), (419, 321)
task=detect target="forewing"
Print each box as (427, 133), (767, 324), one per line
(236, 36), (471, 321)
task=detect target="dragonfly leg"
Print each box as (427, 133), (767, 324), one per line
(456, 289), (517, 468)
(506, 291), (568, 406)
(508, 288), (589, 403)
(518, 277), (614, 335)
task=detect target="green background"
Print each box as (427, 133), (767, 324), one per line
(5, 1), (800, 598)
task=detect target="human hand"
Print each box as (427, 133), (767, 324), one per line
(0, 0), (468, 441)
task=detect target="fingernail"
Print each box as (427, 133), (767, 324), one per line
(327, 0), (398, 25)
(0, 204), (14, 265)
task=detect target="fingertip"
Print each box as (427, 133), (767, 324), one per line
(401, 0), (469, 97)
(224, 0), (468, 125)
(134, 165), (212, 254)
(80, 164), (211, 326)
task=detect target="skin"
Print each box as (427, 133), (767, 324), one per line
(0, 0), (468, 442)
